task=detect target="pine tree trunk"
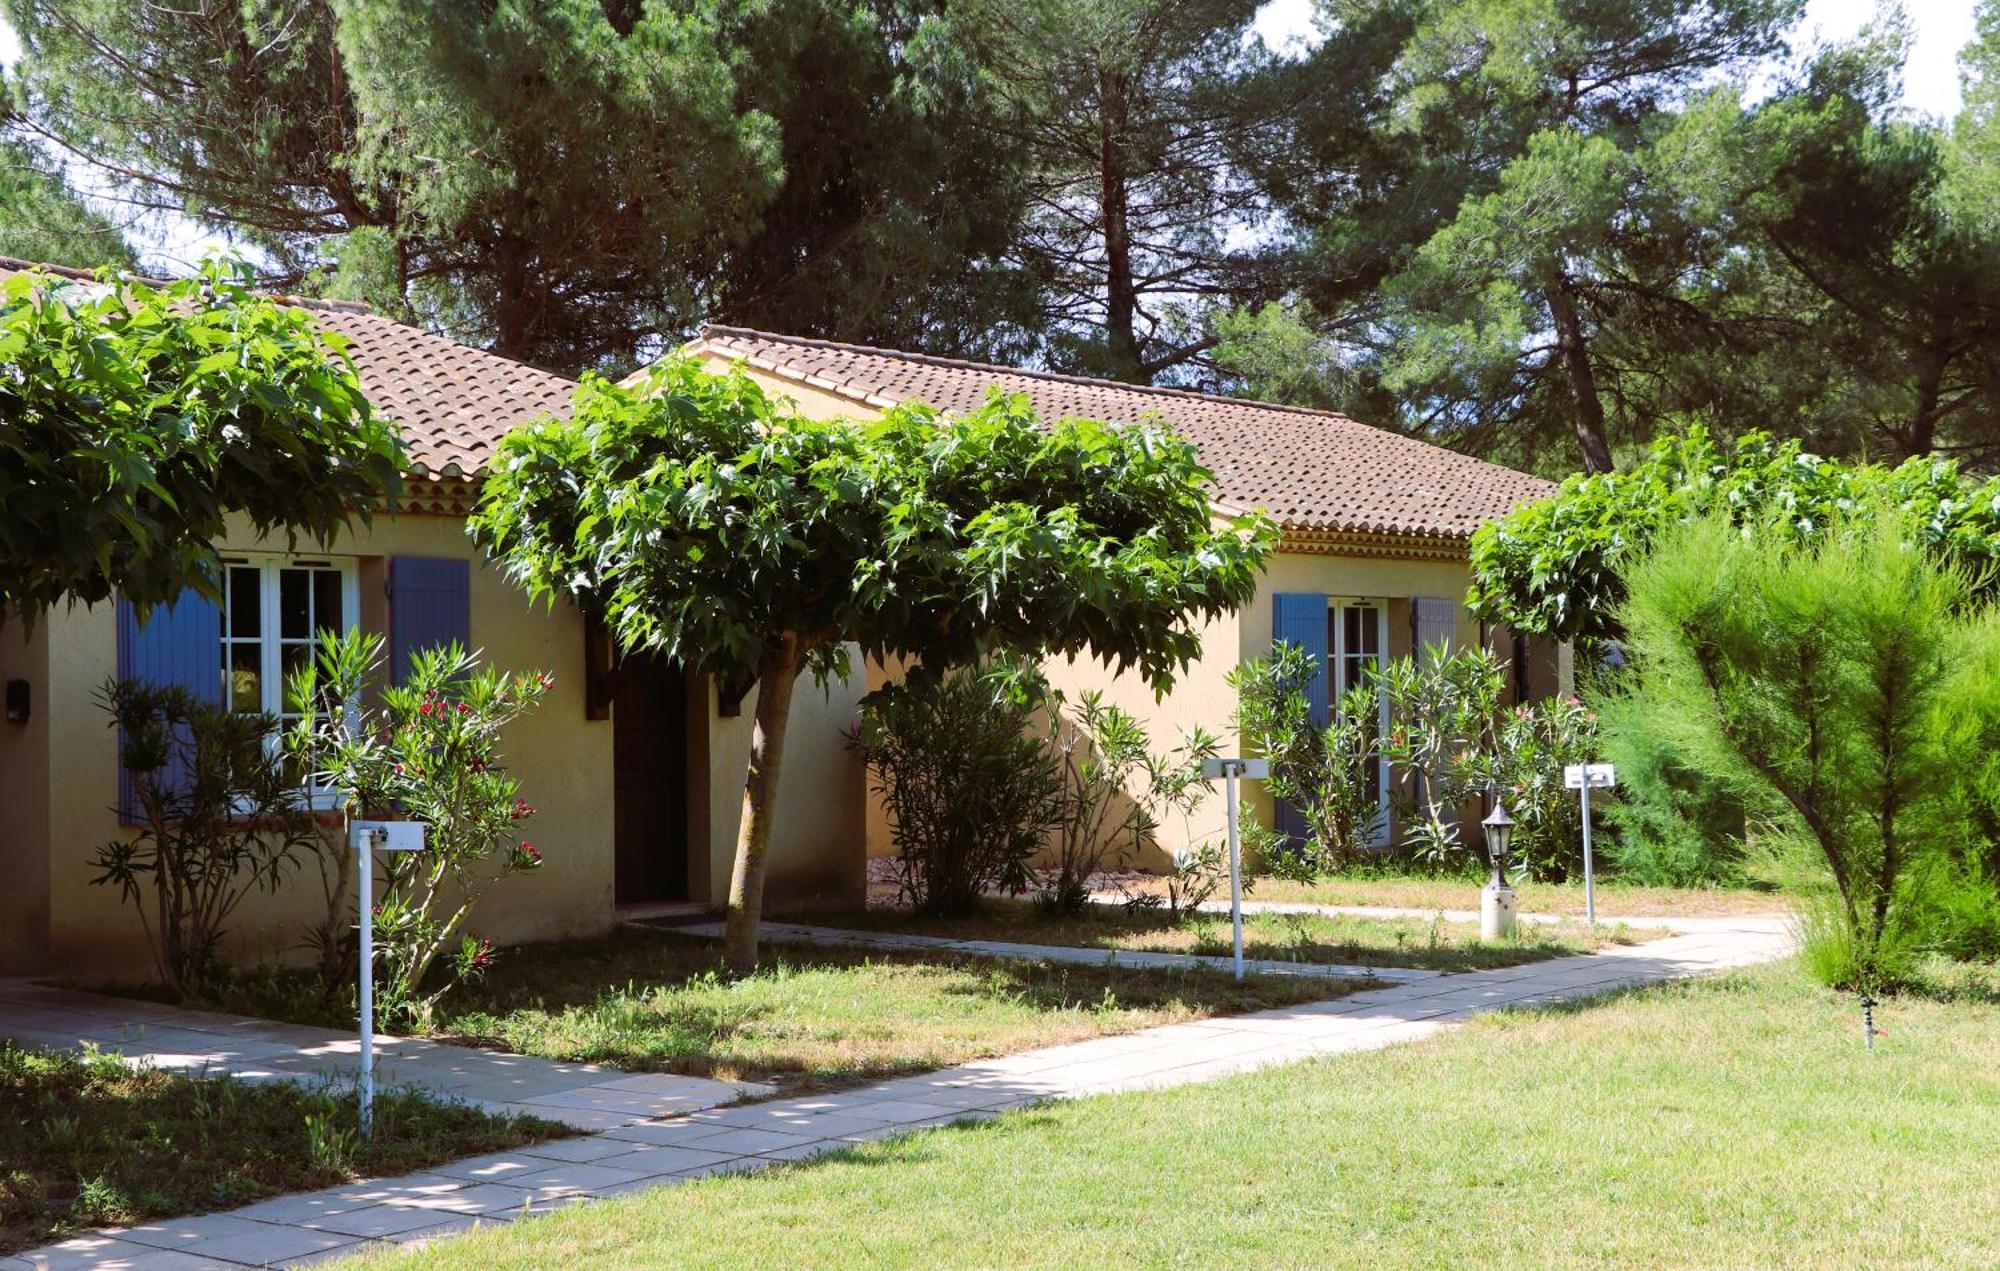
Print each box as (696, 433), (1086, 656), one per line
(1547, 279), (1615, 474)
(1098, 66), (1142, 383)
(723, 633), (801, 976)
(1907, 356), (1943, 458)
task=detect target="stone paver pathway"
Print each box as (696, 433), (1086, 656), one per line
(15, 916), (1793, 1269)
(666, 919), (1446, 984)
(1162, 897), (1789, 933)
(0, 979), (758, 1132)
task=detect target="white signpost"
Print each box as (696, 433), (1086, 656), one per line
(1563, 763), (1617, 927)
(1200, 757), (1269, 980)
(350, 819), (425, 1138)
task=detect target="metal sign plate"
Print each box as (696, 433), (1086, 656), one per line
(349, 819), (427, 852)
(1201, 757), (1270, 780)
(1564, 763), (1617, 789)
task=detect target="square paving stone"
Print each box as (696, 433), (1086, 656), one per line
(308, 1203), (478, 1239)
(498, 1162), (655, 1197)
(171, 1224), (363, 1266)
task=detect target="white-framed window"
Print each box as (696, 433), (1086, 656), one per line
(220, 553), (359, 805)
(1329, 598), (1391, 844)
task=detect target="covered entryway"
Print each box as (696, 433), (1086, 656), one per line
(613, 651), (691, 906)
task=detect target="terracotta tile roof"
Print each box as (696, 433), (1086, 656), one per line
(0, 257), (575, 478)
(691, 325), (1554, 539)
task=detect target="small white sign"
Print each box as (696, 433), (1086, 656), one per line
(1564, 763), (1617, 790)
(1201, 757), (1270, 780)
(349, 819), (426, 853)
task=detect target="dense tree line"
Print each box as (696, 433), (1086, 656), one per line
(6, 0), (2000, 473)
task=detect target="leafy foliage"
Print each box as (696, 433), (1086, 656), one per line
(91, 680), (317, 996)
(0, 261), (403, 619)
(474, 355), (1275, 970)
(1041, 687), (1221, 915)
(1236, 641), (1600, 882)
(285, 631), (548, 1030)
(1223, 0), (1799, 469)
(1475, 694), (1600, 883)
(1230, 643), (1384, 871)
(1467, 426), (2000, 644)
(1597, 687), (1755, 887)
(851, 667), (1061, 917)
(1377, 644), (1506, 866)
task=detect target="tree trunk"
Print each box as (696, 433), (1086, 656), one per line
(1546, 279), (1615, 474)
(1906, 354), (1943, 458)
(723, 632), (801, 976)
(1098, 65), (1142, 383)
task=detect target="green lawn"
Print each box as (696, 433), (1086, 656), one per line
(1165, 873), (1788, 918)
(814, 898), (1659, 972)
(365, 962), (2000, 1269)
(169, 929), (1352, 1093)
(0, 1043), (560, 1255)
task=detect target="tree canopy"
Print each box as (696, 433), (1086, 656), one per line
(1466, 427), (2000, 645)
(954, 0), (1280, 383)
(0, 261), (404, 618)
(0, 136), (132, 269)
(473, 355), (1276, 970)
(4, 0), (1036, 374)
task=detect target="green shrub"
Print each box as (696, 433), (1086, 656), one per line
(1596, 689), (1752, 887)
(1480, 693), (1600, 883)
(1230, 644), (1383, 871)
(1041, 689), (1219, 915)
(92, 680), (319, 995)
(1377, 644), (1505, 866)
(1617, 506), (2000, 989)
(852, 666), (1063, 916)
(1468, 424), (2000, 646)
(285, 630), (550, 1030)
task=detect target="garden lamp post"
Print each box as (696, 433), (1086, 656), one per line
(1480, 798), (1517, 941)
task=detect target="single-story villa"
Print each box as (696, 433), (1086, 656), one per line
(681, 327), (1561, 865)
(0, 265), (868, 979)
(0, 263), (1555, 980)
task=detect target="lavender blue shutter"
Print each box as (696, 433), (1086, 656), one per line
(1271, 592), (1330, 846)
(389, 556), (472, 683)
(116, 588), (223, 824)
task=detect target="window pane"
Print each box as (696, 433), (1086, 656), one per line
(229, 644), (262, 713)
(229, 567), (261, 638)
(280, 569), (310, 639)
(312, 569), (343, 636)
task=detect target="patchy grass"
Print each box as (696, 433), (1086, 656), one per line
(1138, 873), (1789, 918)
(0, 1042), (560, 1255)
(158, 929), (1356, 1093)
(815, 898), (1658, 972)
(364, 961), (2000, 1270)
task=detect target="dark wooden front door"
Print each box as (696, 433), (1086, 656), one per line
(613, 652), (690, 904)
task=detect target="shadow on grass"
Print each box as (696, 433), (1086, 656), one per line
(0, 1044), (556, 1256)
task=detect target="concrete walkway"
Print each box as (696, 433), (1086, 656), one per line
(15, 917), (1794, 1269)
(0, 979), (759, 1132)
(1166, 897), (1792, 934)
(665, 919), (1446, 984)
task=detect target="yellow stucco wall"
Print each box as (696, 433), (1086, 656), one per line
(692, 650), (867, 913)
(0, 620), (52, 970)
(6, 507), (866, 980)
